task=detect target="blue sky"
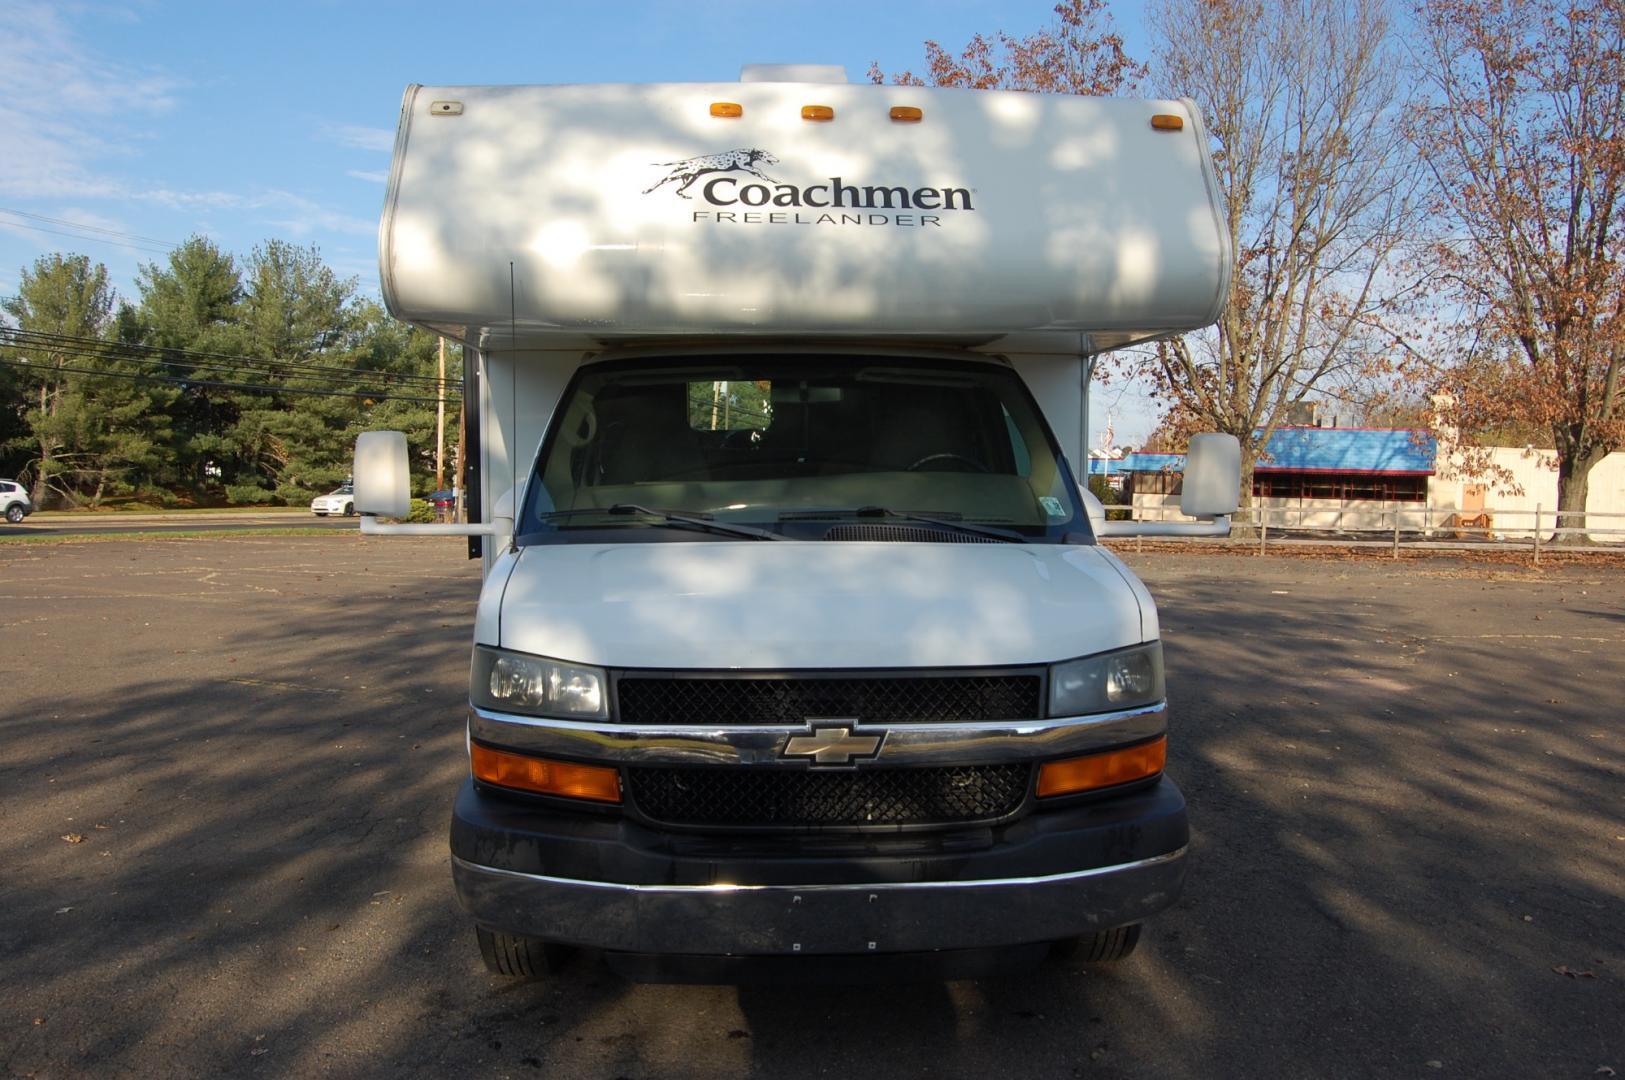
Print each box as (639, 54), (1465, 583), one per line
(0, 0), (1160, 442)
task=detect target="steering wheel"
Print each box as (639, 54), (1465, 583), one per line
(907, 452), (990, 473)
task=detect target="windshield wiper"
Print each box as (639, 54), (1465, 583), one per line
(538, 504), (785, 541)
(787, 506), (1028, 544)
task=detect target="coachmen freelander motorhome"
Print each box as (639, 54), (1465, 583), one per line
(352, 65), (1241, 980)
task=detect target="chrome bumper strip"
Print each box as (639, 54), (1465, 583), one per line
(453, 847), (1185, 894)
(452, 846), (1188, 954)
(467, 702), (1166, 768)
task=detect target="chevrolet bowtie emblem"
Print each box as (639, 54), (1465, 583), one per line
(782, 724), (885, 766)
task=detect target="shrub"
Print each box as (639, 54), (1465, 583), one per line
(225, 484), (278, 505)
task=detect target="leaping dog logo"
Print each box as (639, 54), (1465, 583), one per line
(643, 148), (779, 199)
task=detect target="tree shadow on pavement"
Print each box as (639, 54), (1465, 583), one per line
(1, 540), (1620, 1078)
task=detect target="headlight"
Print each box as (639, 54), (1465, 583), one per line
(471, 646), (608, 719)
(1049, 643), (1164, 716)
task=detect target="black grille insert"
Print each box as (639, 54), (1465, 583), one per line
(822, 524), (1001, 544)
(616, 674), (1041, 725)
(627, 764), (1031, 828)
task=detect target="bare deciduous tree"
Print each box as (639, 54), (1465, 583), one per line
(1135, 0), (1419, 526)
(1411, 0), (1625, 541)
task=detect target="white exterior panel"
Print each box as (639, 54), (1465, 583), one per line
(496, 541), (1153, 669)
(381, 82), (1229, 349)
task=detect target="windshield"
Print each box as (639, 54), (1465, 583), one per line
(517, 355), (1090, 544)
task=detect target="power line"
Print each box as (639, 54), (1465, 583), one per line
(0, 220), (175, 257)
(1, 327), (461, 391)
(2, 338), (457, 398)
(0, 208), (179, 255)
(0, 355), (460, 405)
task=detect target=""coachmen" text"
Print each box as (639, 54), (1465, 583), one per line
(701, 177), (974, 211)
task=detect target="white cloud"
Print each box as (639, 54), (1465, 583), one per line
(324, 124), (395, 153)
(0, 2), (179, 199)
(137, 187), (377, 236)
(346, 170), (390, 184)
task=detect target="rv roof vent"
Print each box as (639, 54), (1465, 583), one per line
(739, 64), (848, 84)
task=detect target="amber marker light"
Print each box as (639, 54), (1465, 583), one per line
(1037, 737), (1167, 798)
(471, 743), (622, 803)
(1151, 114), (1185, 131)
(710, 102), (743, 118)
(890, 106), (924, 122)
(802, 105), (835, 122)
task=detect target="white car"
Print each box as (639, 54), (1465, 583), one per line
(309, 484), (355, 517)
(1, 479), (31, 524)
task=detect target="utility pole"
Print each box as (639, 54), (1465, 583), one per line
(435, 336), (447, 492)
(454, 344), (466, 524)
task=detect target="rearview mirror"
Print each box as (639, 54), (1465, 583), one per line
(354, 431), (410, 517)
(1178, 433), (1241, 518)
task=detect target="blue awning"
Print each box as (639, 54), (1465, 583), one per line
(1119, 429), (1435, 475)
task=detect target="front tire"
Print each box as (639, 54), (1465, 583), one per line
(4, 505), (23, 524)
(1053, 923), (1142, 963)
(475, 926), (572, 979)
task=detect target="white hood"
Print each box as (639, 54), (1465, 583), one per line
(488, 541), (1152, 670)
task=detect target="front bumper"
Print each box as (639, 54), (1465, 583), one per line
(451, 776), (1188, 955)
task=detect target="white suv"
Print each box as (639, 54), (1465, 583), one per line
(310, 484), (355, 517)
(2, 480), (31, 523)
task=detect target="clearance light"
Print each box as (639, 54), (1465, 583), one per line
(1037, 737), (1166, 798)
(710, 102), (744, 118)
(890, 106), (924, 122)
(802, 105), (835, 122)
(1151, 114), (1185, 131)
(471, 743), (622, 803)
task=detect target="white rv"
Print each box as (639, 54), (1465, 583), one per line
(354, 65), (1240, 980)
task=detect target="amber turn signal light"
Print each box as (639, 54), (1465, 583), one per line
(1150, 114), (1185, 131)
(890, 106), (924, 122)
(802, 105), (835, 122)
(1037, 737), (1166, 798)
(710, 102), (743, 118)
(471, 743), (622, 803)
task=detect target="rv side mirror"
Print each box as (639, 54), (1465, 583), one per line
(1178, 433), (1241, 518)
(353, 431), (411, 517)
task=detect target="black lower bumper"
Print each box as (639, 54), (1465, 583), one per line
(449, 776), (1188, 956)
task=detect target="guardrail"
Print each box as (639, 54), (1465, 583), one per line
(1124, 504), (1625, 563)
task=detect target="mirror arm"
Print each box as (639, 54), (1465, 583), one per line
(1096, 515), (1231, 538)
(359, 513), (513, 538)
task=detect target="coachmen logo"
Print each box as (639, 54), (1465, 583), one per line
(644, 147), (974, 229)
(781, 723), (886, 766)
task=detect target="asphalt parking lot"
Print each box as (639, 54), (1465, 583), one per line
(1, 535), (1620, 1079)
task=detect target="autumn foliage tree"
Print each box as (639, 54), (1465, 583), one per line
(868, 0), (1144, 94)
(1411, 0), (1625, 539)
(877, 0), (1417, 526)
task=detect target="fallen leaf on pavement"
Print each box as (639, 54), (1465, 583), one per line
(60, 833), (84, 844)
(1553, 965), (1598, 978)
